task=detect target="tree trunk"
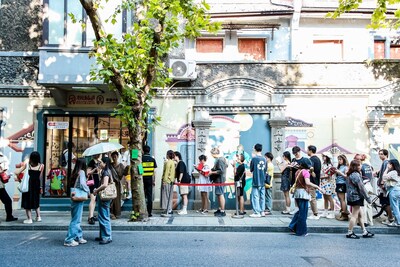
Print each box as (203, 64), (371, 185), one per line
(128, 108), (148, 221)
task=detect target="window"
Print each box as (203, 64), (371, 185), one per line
(312, 40), (343, 61)
(374, 40), (385, 59)
(238, 38), (266, 60)
(44, 0), (127, 46)
(196, 38), (224, 53)
(390, 44), (400, 59)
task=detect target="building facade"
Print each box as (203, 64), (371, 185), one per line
(1, 0), (400, 210)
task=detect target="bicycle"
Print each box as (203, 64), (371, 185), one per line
(371, 193), (388, 219)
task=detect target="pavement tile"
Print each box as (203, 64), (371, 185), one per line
(1, 209), (399, 234)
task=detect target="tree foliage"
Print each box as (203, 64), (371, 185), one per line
(78, 0), (219, 221)
(328, 0), (400, 29)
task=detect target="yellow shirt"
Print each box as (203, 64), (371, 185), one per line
(265, 161), (274, 189)
(162, 159), (175, 184)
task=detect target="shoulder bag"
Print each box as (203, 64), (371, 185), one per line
(18, 166), (30, 193)
(71, 172), (89, 202)
(99, 172), (117, 201)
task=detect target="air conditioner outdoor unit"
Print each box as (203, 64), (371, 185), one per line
(169, 59), (197, 81)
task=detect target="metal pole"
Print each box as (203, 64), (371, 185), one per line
(232, 180), (244, 219)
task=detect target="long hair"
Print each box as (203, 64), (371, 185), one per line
(102, 157), (112, 172)
(323, 155), (332, 165)
(166, 150), (174, 160)
(388, 159), (400, 176)
(71, 158), (87, 187)
(346, 160), (361, 177)
(283, 151), (291, 162)
(337, 154), (349, 169)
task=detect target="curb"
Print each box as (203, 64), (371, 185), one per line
(1, 224), (399, 234)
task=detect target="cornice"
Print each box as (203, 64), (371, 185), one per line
(368, 105), (400, 114)
(0, 87), (51, 97)
(194, 105), (286, 114)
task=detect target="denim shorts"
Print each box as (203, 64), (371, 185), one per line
(215, 186), (225, 195)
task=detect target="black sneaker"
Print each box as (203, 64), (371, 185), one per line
(217, 211), (226, 217)
(6, 217), (18, 222)
(88, 217), (95, 225)
(214, 209), (221, 216)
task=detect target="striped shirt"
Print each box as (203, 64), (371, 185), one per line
(142, 154), (157, 178)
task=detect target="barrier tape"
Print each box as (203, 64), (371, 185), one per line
(174, 182), (235, 187)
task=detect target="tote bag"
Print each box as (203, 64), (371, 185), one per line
(99, 173), (117, 201)
(70, 188), (88, 202)
(18, 167), (30, 193)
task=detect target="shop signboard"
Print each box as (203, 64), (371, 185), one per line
(47, 121), (69, 130)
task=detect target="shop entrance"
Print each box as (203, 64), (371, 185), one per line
(44, 115), (129, 197)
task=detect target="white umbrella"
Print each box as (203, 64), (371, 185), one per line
(82, 142), (124, 157)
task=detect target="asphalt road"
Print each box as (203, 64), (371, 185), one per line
(1, 231), (398, 267)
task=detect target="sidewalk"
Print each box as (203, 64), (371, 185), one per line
(1, 209), (399, 234)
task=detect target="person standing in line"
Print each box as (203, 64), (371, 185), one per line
(142, 145), (158, 217)
(209, 147), (228, 217)
(288, 162), (321, 237)
(346, 160), (374, 239)
(110, 151), (124, 219)
(307, 145), (321, 220)
(93, 157), (113, 245)
(249, 144), (267, 218)
(174, 151), (191, 215)
(290, 146), (312, 215)
(194, 154), (211, 214)
(64, 158), (90, 247)
(87, 154), (102, 225)
(234, 154), (246, 215)
(383, 159), (400, 227)
(161, 150), (175, 214)
(0, 153), (18, 222)
(320, 152), (336, 219)
(17, 151), (44, 224)
(335, 154), (350, 221)
(358, 154), (374, 226)
(277, 151), (292, 214)
(264, 152), (274, 215)
(375, 149), (394, 224)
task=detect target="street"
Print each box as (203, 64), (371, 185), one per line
(0, 231), (398, 267)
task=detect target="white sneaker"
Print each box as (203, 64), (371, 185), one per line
(308, 214), (320, 220)
(78, 238), (87, 244)
(178, 210), (187, 215)
(64, 240), (79, 247)
(35, 217), (42, 222)
(327, 212), (335, 219)
(23, 219), (33, 224)
(320, 211), (328, 218)
(249, 213), (261, 218)
(260, 212), (266, 217)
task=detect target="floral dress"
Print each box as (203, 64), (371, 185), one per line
(320, 163), (335, 195)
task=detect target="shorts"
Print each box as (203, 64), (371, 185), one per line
(235, 179), (246, 196)
(378, 194), (390, 205)
(179, 185), (189, 195)
(215, 185), (225, 195)
(336, 184), (347, 193)
(348, 198), (364, 207)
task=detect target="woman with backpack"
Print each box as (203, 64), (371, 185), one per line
(346, 160), (374, 239)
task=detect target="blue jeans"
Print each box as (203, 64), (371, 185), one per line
(265, 188), (272, 211)
(289, 199), (308, 236)
(389, 187), (400, 224)
(65, 200), (84, 243)
(97, 197), (112, 241)
(251, 186), (265, 214)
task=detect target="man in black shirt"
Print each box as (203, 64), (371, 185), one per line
(142, 145), (157, 217)
(307, 145), (321, 220)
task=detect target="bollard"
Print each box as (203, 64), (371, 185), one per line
(232, 180), (244, 219)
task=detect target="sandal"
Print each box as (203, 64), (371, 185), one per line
(346, 232), (360, 239)
(362, 231), (374, 238)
